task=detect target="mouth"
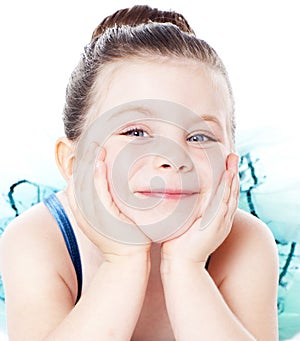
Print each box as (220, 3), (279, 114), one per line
(135, 189), (198, 200)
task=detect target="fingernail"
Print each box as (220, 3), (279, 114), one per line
(95, 146), (106, 168)
(98, 146), (105, 160)
(95, 147), (100, 168)
(95, 155), (100, 169)
(232, 153), (239, 170)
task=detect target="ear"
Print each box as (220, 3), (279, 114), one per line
(55, 137), (75, 181)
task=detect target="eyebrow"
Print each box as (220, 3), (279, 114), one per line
(108, 105), (224, 130)
(108, 106), (155, 120)
(199, 114), (224, 129)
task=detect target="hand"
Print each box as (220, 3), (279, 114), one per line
(160, 153), (240, 266)
(67, 142), (151, 262)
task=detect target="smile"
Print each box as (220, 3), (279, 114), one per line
(135, 190), (198, 200)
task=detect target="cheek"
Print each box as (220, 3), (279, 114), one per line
(102, 140), (147, 206)
(126, 157), (156, 191)
(192, 146), (227, 191)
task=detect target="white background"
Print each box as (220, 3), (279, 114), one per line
(1, 0), (299, 190)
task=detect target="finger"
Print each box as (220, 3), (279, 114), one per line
(221, 174), (238, 237)
(195, 190), (210, 219)
(198, 170), (229, 230)
(228, 172), (240, 222)
(196, 153), (233, 220)
(223, 153), (239, 214)
(226, 153), (239, 173)
(82, 142), (100, 167)
(219, 171), (234, 221)
(212, 153), (237, 207)
(76, 142), (100, 195)
(214, 169), (235, 228)
(223, 170), (234, 204)
(94, 148), (135, 224)
(95, 145), (106, 163)
(94, 147), (116, 213)
(196, 156), (238, 236)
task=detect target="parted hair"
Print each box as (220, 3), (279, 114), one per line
(63, 5), (235, 141)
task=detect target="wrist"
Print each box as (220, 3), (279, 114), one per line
(103, 242), (151, 261)
(104, 248), (151, 268)
(160, 257), (207, 277)
(101, 254), (151, 285)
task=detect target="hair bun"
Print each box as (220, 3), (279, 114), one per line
(91, 5), (195, 40)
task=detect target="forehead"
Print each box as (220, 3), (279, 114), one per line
(89, 57), (231, 128)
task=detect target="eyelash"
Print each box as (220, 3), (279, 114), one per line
(187, 133), (217, 143)
(120, 126), (150, 137)
(120, 126), (217, 143)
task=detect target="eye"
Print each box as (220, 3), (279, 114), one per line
(120, 127), (150, 137)
(187, 133), (216, 143)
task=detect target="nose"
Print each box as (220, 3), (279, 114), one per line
(153, 149), (193, 173)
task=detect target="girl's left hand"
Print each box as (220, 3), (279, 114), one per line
(160, 153), (240, 267)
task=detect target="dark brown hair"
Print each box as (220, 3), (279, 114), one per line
(63, 5), (235, 141)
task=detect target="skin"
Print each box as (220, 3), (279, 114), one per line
(0, 57), (279, 340)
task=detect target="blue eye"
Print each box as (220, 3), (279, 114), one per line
(121, 128), (149, 137)
(187, 134), (212, 143)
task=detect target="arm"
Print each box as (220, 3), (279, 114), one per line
(159, 154), (278, 340)
(48, 256), (150, 340)
(160, 261), (254, 340)
(160, 215), (278, 340)
(0, 216), (150, 341)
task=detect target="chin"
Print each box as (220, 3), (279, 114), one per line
(121, 198), (199, 242)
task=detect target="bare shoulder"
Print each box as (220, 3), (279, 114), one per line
(1, 202), (53, 259)
(208, 209), (279, 339)
(209, 208), (278, 285)
(0, 199), (82, 339)
(229, 208), (277, 254)
(0, 199), (77, 302)
(1, 200), (65, 262)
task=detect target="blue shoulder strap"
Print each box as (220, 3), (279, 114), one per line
(44, 193), (82, 304)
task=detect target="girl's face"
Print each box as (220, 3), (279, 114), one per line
(76, 58), (233, 240)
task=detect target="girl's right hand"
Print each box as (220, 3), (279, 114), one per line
(67, 142), (151, 262)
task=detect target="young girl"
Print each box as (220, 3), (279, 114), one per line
(0, 5), (278, 340)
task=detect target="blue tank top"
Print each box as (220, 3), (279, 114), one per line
(44, 193), (82, 304)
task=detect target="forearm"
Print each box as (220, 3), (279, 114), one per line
(160, 260), (255, 341)
(46, 255), (150, 341)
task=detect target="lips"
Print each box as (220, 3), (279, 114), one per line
(134, 189), (198, 200)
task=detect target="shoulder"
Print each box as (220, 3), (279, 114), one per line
(209, 208), (278, 285)
(229, 208), (277, 257)
(0, 198), (84, 339)
(209, 209), (279, 339)
(1, 199), (64, 259)
(0, 199), (77, 302)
